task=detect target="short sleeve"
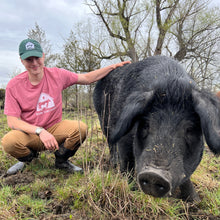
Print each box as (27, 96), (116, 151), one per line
(58, 68), (78, 89)
(4, 87), (21, 117)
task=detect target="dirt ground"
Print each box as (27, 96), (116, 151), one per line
(0, 164), (219, 220)
(0, 169), (90, 220)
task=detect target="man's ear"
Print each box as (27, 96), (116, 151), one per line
(20, 57), (24, 65)
(42, 53), (45, 65)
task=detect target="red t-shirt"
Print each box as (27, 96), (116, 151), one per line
(4, 67), (78, 129)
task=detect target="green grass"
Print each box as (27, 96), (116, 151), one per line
(0, 110), (219, 219)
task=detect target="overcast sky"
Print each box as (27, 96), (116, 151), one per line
(0, 0), (90, 88)
(0, 0), (219, 88)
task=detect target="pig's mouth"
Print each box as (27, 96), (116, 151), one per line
(137, 167), (173, 197)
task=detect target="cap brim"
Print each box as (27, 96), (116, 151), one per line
(20, 51), (43, 60)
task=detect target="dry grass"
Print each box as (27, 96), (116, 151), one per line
(0, 110), (219, 219)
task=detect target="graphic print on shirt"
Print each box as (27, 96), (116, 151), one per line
(36, 93), (56, 115)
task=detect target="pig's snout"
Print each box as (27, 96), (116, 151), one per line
(137, 168), (172, 197)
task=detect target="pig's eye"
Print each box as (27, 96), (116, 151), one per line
(185, 126), (200, 146)
(139, 124), (149, 139)
(186, 127), (193, 135)
(185, 126), (199, 137)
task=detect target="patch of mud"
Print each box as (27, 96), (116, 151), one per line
(38, 213), (89, 220)
(37, 190), (53, 200)
(39, 200), (89, 220)
(2, 172), (35, 186)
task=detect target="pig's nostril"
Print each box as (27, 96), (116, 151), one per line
(155, 183), (167, 194)
(156, 184), (165, 190)
(142, 180), (148, 186)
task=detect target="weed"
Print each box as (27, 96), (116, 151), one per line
(0, 110), (219, 219)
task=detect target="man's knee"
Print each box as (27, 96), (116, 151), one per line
(1, 130), (31, 159)
(78, 121), (88, 141)
(1, 132), (16, 155)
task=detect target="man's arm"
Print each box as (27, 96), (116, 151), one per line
(7, 115), (38, 134)
(7, 116), (59, 151)
(76, 61), (131, 85)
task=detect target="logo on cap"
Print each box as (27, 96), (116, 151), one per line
(25, 42), (35, 50)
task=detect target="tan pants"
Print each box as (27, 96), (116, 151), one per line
(1, 120), (88, 159)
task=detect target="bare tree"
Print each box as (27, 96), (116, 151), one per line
(58, 28), (101, 109)
(170, 0), (220, 88)
(86, 0), (220, 88)
(154, 0), (180, 55)
(79, 45), (101, 109)
(86, 0), (153, 62)
(57, 31), (80, 109)
(27, 23), (57, 67)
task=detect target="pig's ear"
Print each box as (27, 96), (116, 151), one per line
(109, 91), (154, 144)
(192, 90), (220, 155)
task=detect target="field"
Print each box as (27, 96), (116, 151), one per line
(0, 110), (219, 219)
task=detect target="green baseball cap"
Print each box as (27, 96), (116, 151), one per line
(19, 39), (43, 60)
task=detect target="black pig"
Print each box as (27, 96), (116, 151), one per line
(93, 56), (220, 201)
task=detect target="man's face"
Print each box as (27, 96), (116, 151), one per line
(21, 54), (45, 76)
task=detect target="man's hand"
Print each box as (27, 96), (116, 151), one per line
(39, 130), (59, 151)
(112, 60), (131, 69)
(77, 60), (131, 85)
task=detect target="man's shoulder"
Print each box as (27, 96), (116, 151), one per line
(44, 66), (59, 72)
(7, 71), (28, 89)
(44, 67), (78, 89)
(44, 67), (72, 74)
(44, 67), (67, 76)
(44, 67), (76, 78)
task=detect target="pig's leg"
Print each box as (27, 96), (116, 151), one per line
(118, 134), (135, 176)
(179, 179), (200, 202)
